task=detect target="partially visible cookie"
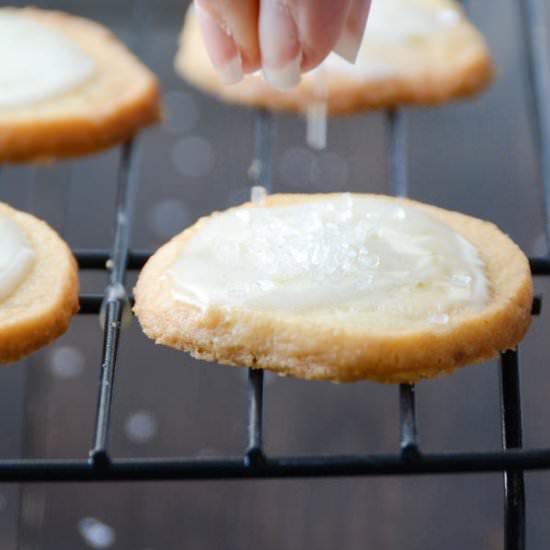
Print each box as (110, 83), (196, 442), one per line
(176, 0), (494, 115)
(0, 202), (79, 363)
(0, 7), (161, 163)
(134, 193), (532, 383)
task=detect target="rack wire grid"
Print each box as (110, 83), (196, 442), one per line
(2, 0), (550, 549)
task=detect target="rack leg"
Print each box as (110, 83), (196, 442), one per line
(387, 108), (408, 198)
(499, 350), (526, 550)
(399, 384), (420, 460)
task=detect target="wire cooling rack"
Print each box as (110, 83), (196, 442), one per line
(1, 1), (550, 549)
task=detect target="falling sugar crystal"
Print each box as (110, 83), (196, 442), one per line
(247, 158), (262, 182)
(250, 185), (268, 204)
(306, 100), (328, 150)
(306, 67), (329, 150)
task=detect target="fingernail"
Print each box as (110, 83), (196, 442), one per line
(217, 57), (244, 85)
(260, 0), (302, 89)
(333, 27), (362, 64)
(263, 56), (301, 90)
(195, 4), (243, 84)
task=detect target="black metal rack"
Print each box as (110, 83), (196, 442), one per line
(1, 1), (550, 549)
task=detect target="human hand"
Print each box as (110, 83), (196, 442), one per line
(193, 0), (370, 89)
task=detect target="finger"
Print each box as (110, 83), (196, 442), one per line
(259, 0), (352, 89)
(333, 0), (371, 63)
(194, 0), (260, 84)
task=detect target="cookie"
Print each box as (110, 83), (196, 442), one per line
(0, 202), (79, 363)
(176, 0), (493, 115)
(0, 7), (161, 163)
(134, 193), (532, 383)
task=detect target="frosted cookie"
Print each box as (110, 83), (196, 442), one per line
(0, 202), (79, 363)
(176, 0), (493, 115)
(134, 194), (532, 383)
(0, 7), (161, 163)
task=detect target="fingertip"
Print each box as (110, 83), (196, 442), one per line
(334, 0), (370, 63)
(194, 0), (261, 82)
(195, 2), (244, 84)
(241, 52), (261, 74)
(333, 28), (361, 64)
(259, 0), (303, 88)
(293, 0), (352, 72)
(263, 55), (302, 90)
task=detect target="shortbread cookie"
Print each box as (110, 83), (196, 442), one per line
(0, 7), (161, 163)
(0, 202), (79, 363)
(176, 0), (493, 115)
(134, 194), (532, 383)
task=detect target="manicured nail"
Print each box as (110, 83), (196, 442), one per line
(334, 0), (370, 64)
(195, 4), (243, 84)
(217, 56), (244, 85)
(333, 27), (362, 64)
(260, 0), (302, 89)
(263, 55), (301, 90)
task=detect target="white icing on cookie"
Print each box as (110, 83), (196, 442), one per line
(0, 213), (35, 303)
(169, 194), (488, 327)
(0, 12), (94, 108)
(365, 0), (461, 42)
(323, 0), (462, 79)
